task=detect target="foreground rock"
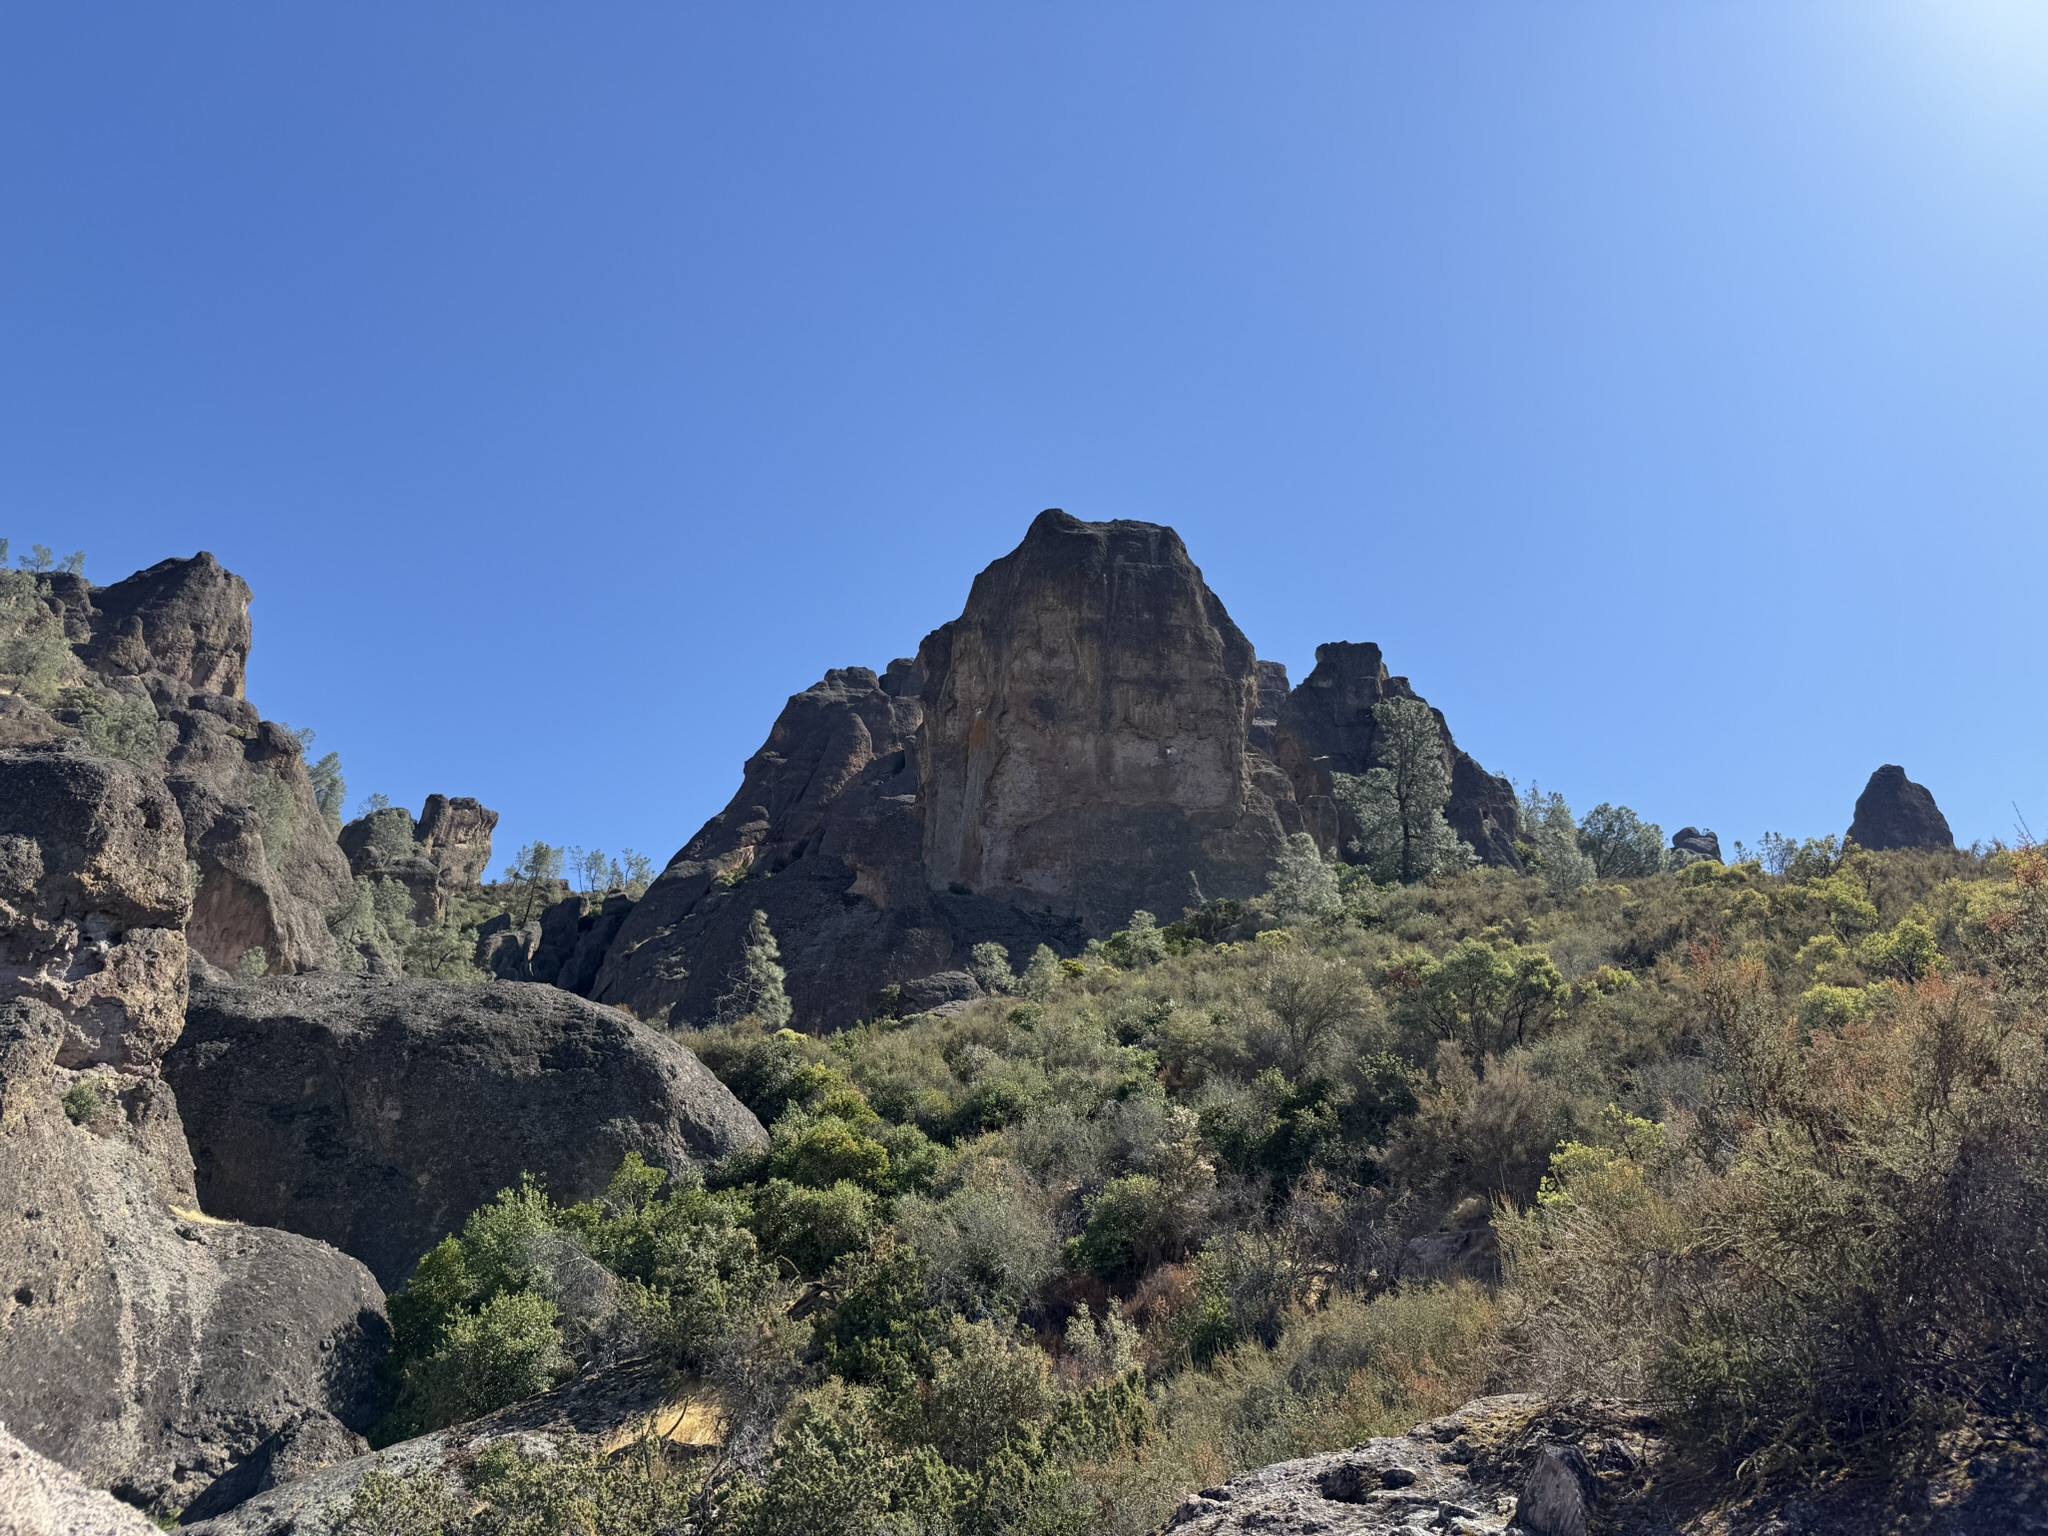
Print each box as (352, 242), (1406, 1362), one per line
(0, 1426), (162, 1536)
(179, 1359), (709, 1536)
(1164, 1394), (2047, 1536)
(0, 998), (387, 1518)
(1848, 763), (1956, 852)
(0, 747), (190, 1069)
(594, 512), (1520, 1030)
(165, 972), (768, 1287)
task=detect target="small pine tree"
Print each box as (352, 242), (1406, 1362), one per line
(721, 909), (793, 1029)
(1263, 831), (1344, 926)
(967, 941), (1016, 994)
(1335, 697), (1469, 883)
(1019, 944), (1064, 999)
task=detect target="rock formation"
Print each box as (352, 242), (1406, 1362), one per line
(592, 513), (1517, 1031)
(338, 795), (497, 923)
(918, 511), (1292, 928)
(1848, 764), (1955, 852)
(164, 971), (768, 1287)
(0, 554), (352, 974)
(1670, 826), (1721, 862)
(1274, 641), (1520, 867)
(0, 999), (388, 1519)
(0, 747), (190, 1069)
(1, 1426), (165, 1536)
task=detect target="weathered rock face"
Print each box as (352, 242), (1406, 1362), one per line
(80, 554), (253, 703)
(0, 747), (190, 1069)
(1671, 826), (1722, 863)
(0, 1426), (164, 1536)
(919, 510), (1292, 928)
(338, 795), (497, 923)
(1273, 641), (1521, 868)
(592, 663), (1084, 1032)
(164, 972), (768, 1287)
(2, 554), (352, 975)
(0, 999), (388, 1518)
(590, 514), (1517, 1031)
(1848, 764), (1955, 852)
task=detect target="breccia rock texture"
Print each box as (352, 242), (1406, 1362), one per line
(0, 998), (388, 1519)
(164, 971), (769, 1287)
(592, 513), (1517, 1031)
(338, 795), (497, 923)
(0, 746), (190, 1070)
(1848, 764), (1956, 852)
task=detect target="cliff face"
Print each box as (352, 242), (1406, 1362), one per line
(918, 511), (1292, 928)
(1, 555), (354, 974)
(594, 512), (1517, 1031)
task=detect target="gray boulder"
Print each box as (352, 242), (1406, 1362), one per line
(1848, 764), (1956, 853)
(0, 999), (387, 1518)
(0, 1426), (163, 1536)
(164, 972), (768, 1287)
(1670, 826), (1721, 863)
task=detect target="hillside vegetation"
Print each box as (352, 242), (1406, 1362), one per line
(341, 825), (2048, 1535)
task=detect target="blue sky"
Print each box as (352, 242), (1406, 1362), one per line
(4, 4), (2046, 869)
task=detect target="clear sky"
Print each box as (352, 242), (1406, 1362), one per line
(4, 4), (2046, 870)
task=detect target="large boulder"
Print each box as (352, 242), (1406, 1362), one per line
(1848, 764), (1955, 853)
(917, 509), (1292, 928)
(0, 747), (189, 1070)
(0, 999), (388, 1519)
(338, 795), (497, 924)
(1670, 826), (1722, 863)
(0, 1426), (164, 1536)
(164, 972), (768, 1287)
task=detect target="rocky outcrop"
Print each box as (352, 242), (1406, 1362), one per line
(78, 554), (253, 704)
(164, 972), (768, 1287)
(1670, 826), (1721, 863)
(919, 510), (1292, 928)
(0, 1426), (164, 1536)
(1162, 1394), (2044, 1535)
(1164, 1396), (1539, 1534)
(1848, 765), (1955, 852)
(178, 1358), (708, 1536)
(0, 998), (388, 1518)
(593, 662), (1083, 1032)
(2, 554), (351, 975)
(1273, 642), (1520, 868)
(479, 891), (634, 991)
(591, 514), (1518, 1031)
(338, 795), (498, 923)
(0, 747), (189, 1069)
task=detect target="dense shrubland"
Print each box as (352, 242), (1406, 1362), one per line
(338, 808), (2046, 1534)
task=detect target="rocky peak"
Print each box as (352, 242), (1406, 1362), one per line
(1275, 642), (1521, 868)
(1848, 764), (1955, 852)
(917, 509), (1286, 928)
(82, 553), (253, 704)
